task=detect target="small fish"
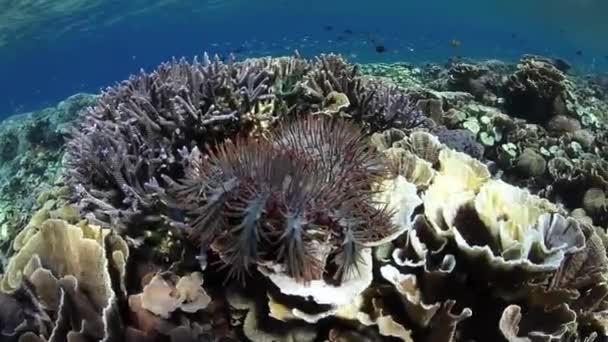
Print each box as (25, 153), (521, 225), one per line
(375, 45), (386, 53)
(553, 58), (571, 72)
(450, 39), (461, 48)
(344, 29), (353, 35)
(335, 35), (345, 42)
(511, 32), (518, 39)
(323, 25), (334, 31)
(232, 46), (245, 54)
(576, 50), (583, 56)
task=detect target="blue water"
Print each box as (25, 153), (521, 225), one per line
(1, 0), (607, 118)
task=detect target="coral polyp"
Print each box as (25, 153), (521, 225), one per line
(167, 116), (395, 282)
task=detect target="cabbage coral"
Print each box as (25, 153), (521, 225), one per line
(423, 148), (491, 235)
(474, 179), (557, 252)
(367, 126), (602, 341)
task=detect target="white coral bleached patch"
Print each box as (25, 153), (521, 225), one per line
(422, 149), (490, 235)
(474, 179), (556, 251)
(368, 175), (422, 247)
(259, 248), (373, 306)
(141, 272), (211, 319)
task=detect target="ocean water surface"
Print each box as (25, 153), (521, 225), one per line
(1, 0), (607, 118)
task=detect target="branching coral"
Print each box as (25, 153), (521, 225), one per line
(64, 54), (429, 236)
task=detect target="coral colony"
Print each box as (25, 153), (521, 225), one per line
(2, 53), (608, 342)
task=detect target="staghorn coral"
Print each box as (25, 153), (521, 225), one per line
(64, 54), (429, 236)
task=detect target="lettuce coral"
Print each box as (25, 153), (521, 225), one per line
(423, 148), (490, 235)
(0, 218), (128, 341)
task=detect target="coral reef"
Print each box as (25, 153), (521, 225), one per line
(63, 54), (430, 234)
(2, 52), (608, 341)
(0, 94), (96, 269)
(503, 55), (571, 124)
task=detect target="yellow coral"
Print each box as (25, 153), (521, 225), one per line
(141, 272), (211, 319)
(383, 147), (435, 187)
(1, 219), (111, 310)
(475, 179), (556, 250)
(423, 149), (490, 234)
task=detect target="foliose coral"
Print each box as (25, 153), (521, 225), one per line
(367, 128), (607, 341)
(0, 216), (128, 342)
(503, 55), (570, 124)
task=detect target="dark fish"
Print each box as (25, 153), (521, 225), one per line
(344, 29), (353, 35)
(336, 35), (345, 42)
(232, 46), (245, 54)
(511, 32), (518, 38)
(553, 58), (571, 72)
(576, 50), (583, 56)
(324, 25), (333, 31)
(375, 45), (386, 53)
